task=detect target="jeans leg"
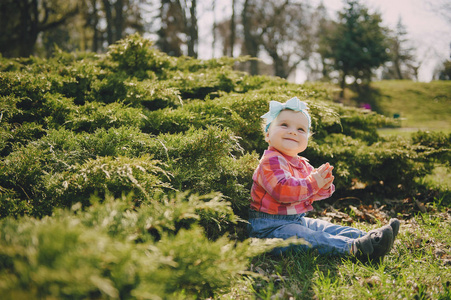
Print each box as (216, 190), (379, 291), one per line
(302, 217), (366, 239)
(248, 216), (365, 255)
(274, 222), (356, 255)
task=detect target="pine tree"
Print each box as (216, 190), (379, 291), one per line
(319, 0), (390, 97)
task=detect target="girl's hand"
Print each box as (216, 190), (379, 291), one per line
(311, 163), (334, 189)
(322, 164), (334, 190)
(322, 175), (334, 190)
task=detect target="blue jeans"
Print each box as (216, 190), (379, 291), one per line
(248, 210), (366, 256)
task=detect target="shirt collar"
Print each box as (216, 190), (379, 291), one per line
(266, 146), (308, 168)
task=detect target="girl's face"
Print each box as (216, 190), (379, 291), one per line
(265, 109), (309, 157)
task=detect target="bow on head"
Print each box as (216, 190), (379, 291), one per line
(261, 97), (311, 132)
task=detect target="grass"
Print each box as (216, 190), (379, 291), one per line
(228, 214), (451, 299)
(317, 213), (451, 299)
(422, 165), (451, 191)
(372, 80), (451, 133)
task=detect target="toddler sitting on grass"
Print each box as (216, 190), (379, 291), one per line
(248, 97), (399, 263)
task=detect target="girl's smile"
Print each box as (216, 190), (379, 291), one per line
(265, 109), (309, 157)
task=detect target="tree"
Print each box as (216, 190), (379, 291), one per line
(86, 0), (101, 52)
(382, 18), (417, 80)
(0, 0), (79, 57)
(98, 0), (145, 47)
(38, 0), (94, 55)
(157, 0), (185, 56)
(156, 0), (198, 58)
(260, 1), (316, 79)
(304, 1), (334, 81)
(241, 0), (261, 75)
(435, 60), (451, 80)
(214, 0), (242, 58)
(0, 0), (149, 58)
(319, 0), (390, 97)
(230, 0), (237, 57)
(214, 12), (235, 57)
(426, 0), (451, 25)
(241, 0), (316, 78)
(177, 0), (199, 58)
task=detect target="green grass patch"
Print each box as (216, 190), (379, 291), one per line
(229, 214), (451, 299)
(421, 165), (451, 191)
(377, 127), (451, 138)
(373, 80), (451, 132)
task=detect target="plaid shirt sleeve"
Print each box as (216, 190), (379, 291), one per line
(250, 149), (334, 215)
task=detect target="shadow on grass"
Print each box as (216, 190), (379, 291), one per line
(351, 84), (386, 115)
(249, 250), (345, 299)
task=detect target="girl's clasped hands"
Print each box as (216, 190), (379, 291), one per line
(311, 163), (334, 190)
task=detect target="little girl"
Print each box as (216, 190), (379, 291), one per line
(248, 97), (399, 262)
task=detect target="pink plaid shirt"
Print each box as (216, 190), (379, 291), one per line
(250, 147), (335, 215)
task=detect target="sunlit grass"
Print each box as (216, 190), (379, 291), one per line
(421, 165), (451, 190)
(312, 214), (451, 299)
(378, 128), (451, 138)
(372, 80), (451, 133)
(228, 213), (451, 299)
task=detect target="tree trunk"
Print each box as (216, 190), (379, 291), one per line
(212, 0), (216, 57)
(230, 0), (236, 57)
(17, 0), (39, 57)
(91, 0), (100, 52)
(114, 0), (124, 41)
(394, 56), (403, 79)
(242, 0), (259, 75)
(268, 50), (289, 78)
(187, 0), (198, 58)
(0, 0), (78, 57)
(340, 72), (347, 98)
(102, 0), (114, 44)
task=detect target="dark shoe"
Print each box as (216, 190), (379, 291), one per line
(389, 218), (400, 248)
(389, 218), (400, 239)
(354, 225), (394, 264)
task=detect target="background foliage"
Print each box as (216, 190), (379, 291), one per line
(2, 0), (440, 87)
(0, 35), (449, 298)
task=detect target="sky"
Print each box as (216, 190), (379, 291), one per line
(198, 0), (451, 82)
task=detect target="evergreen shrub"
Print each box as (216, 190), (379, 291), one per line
(0, 121), (46, 157)
(122, 78), (182, 110)
(51, 59), (102, 104)
(89, 72), (129, 105)
(146, 126), (247, 194)
(107, 33), (174, 80)
(42, 155), (171, 211)
(168, 67), (239, 100)
(0, 193), (293, 299)
(411, 130), (451, 164)
(141, 91), (271, 151)
(63, 101), (146, 133)
(0, 72), (51, 124)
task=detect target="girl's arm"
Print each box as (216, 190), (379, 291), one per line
(310, 183), (335, 202)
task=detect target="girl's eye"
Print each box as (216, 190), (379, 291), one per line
(280, 123), (288, 127)
(298, 128), (305, 132)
